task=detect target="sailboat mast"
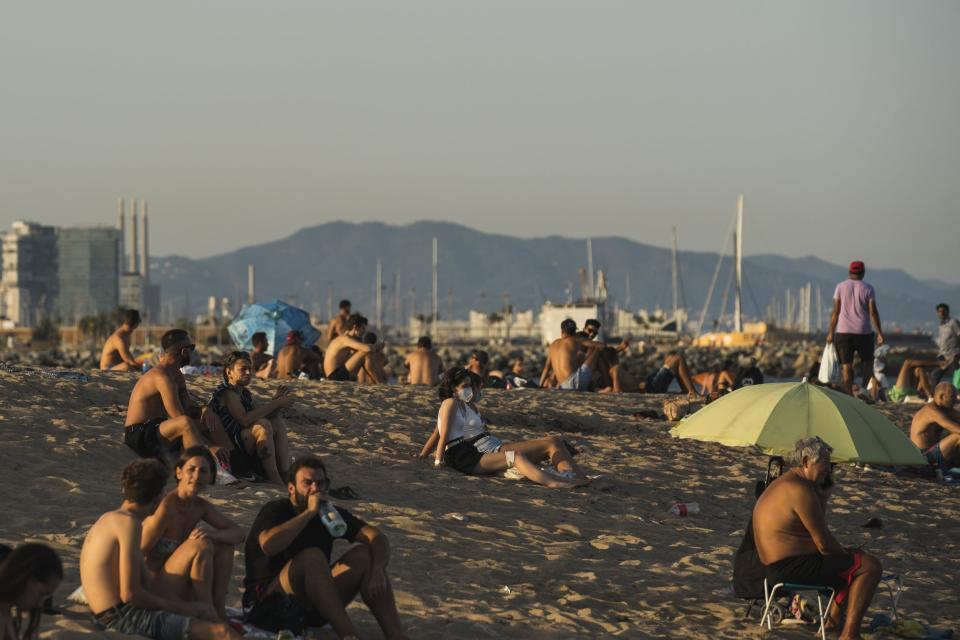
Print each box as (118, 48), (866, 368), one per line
(586, 238), (595, 299)
(671, 227), (679, 322)
(733, 194), (744, 333)
(432, 237), (438, 339)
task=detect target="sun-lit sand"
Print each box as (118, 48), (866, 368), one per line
(1, 367), (957, 638)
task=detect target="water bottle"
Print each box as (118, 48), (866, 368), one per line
(668, 502), (699, 516)
(320, 502), (348, 537)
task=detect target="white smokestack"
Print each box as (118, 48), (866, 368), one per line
(130, 198), (139, 274)
(139, 199), (149, 282)
(117, 198), (125, 273)
(247, 264), (255, 304)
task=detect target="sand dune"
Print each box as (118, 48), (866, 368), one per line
(1, 367), (957, 638)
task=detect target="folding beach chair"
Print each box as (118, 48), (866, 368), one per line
(733, 457), (784, 619)
(760, 579), (835, 640)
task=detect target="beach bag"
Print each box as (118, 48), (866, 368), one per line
(818, 343), (840, 385)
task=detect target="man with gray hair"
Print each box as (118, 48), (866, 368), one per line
(753, 437), (882, 640)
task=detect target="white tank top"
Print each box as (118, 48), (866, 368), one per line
(437, 401), (485, 442)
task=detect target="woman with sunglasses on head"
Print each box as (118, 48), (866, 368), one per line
(0, 543), (62, 640)
(141, 446), (245, 621)
(419, 368), (590, 488)
(208, 351), (294, 484)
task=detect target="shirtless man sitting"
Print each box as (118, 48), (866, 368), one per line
(324, 299), (351, 344)
(909, 382), (960, 471)
(80, 458), (243, 640)
(583, 319), (630, 392)
(324, 314), (381, 382)
(753, 437), (882, 640)
(357, 332), (388, 384)
(100, 309), (141, 371)
(540, 319), (607, 391)
(124, 329), (230, 467)
(275, 331), (322, 379)
(404, 336), (443, 386)
(249, 332), (275, 379)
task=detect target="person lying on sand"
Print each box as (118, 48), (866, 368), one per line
(243, 456), (408, 640)
(540, 319), (607, 391)
(404, 336), (444, 386)
(141, 447), (245, 620)
(419, 368), (589, 488)
(356, 331), (388, 384)
(124, 329), (231, 467)
(207, 351), (293, 484)
(81, 459), (244, 640)
(753, 437), (882, 640)
(637, 352), (698, 395)
(910, 382), (960, 470)
(249, 332), (275, 379)
(0, 543), (62, 640)
(323, 314), (381, 382)
(887, 356), (938, 403)
(275, 331), (321, 379)
(99, 308), (141, 371)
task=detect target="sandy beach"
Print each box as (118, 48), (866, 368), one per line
(1, 366), (957, 638)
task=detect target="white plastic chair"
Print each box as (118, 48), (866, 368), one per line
(760, 578), (835, 640)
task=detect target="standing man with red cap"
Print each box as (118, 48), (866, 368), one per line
(827, 260), (885, 396)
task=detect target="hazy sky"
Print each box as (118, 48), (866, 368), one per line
(2, 1), (958, 282)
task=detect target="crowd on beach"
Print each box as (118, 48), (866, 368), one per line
(4, 260), (960, 640)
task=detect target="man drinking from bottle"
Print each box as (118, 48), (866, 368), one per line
(242, 455), (407, 639)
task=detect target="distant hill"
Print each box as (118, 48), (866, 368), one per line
(151, 221), (958, 330)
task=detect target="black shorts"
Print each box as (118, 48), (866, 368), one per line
(833, 333), (874, 365)
(244, 589), (327, 634)
(124, 419), (165, 458)
(327, 366), (350, 382)
(445, 438), (484, 474)
(765, 552), (858, 601)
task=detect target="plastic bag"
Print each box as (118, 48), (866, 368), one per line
(818, 342), (840, 385)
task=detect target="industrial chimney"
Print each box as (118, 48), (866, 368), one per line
(247, 264), (255, 304)
(117, 197), (126, 273)
(139, 199), (149, 282)
(129, 198), (139, 274)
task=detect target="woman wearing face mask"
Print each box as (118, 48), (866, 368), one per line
(419, 368), (589, 488)
(0, 543), (62, 640)
(141, 446), (246, 620)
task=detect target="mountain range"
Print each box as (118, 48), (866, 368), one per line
(151, 221), (958, 330)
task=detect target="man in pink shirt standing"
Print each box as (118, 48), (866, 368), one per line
(827, 260), (885, 396)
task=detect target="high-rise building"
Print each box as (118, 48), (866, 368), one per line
(56, 227), (121, 324)
(0, 221), (58, 326)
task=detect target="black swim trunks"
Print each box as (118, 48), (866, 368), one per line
(834, 333), (874, 366)
(765, 551), (861, 605)
(244, 586), (327, 635)
(124, 419), (165, 458)
(326, 366), (350, 382)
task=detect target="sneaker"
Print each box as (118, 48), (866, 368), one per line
(215, 463), (240, 485)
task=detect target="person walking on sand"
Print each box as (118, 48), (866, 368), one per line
(243, 456), (408, 640)
(420, 368), (590, 488)
(123, 330), (232, 468)
(141, 447), (245, 620)
(100, 309), (142, 371)
(827, 261), (884, 396)
(754, 437), (883, 640)
(80, 459), (244, 640)
(0, 543), (63, 640)
(404, 336), (444, 386)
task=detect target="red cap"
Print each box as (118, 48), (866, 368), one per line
(849, 260), (865, 274)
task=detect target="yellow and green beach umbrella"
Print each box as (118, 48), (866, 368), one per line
(669, 382), (926, 466)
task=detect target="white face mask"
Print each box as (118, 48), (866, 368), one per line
(457, 387), (474, 403)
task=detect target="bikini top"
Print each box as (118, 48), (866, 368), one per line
(437, 401), (485, 443)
